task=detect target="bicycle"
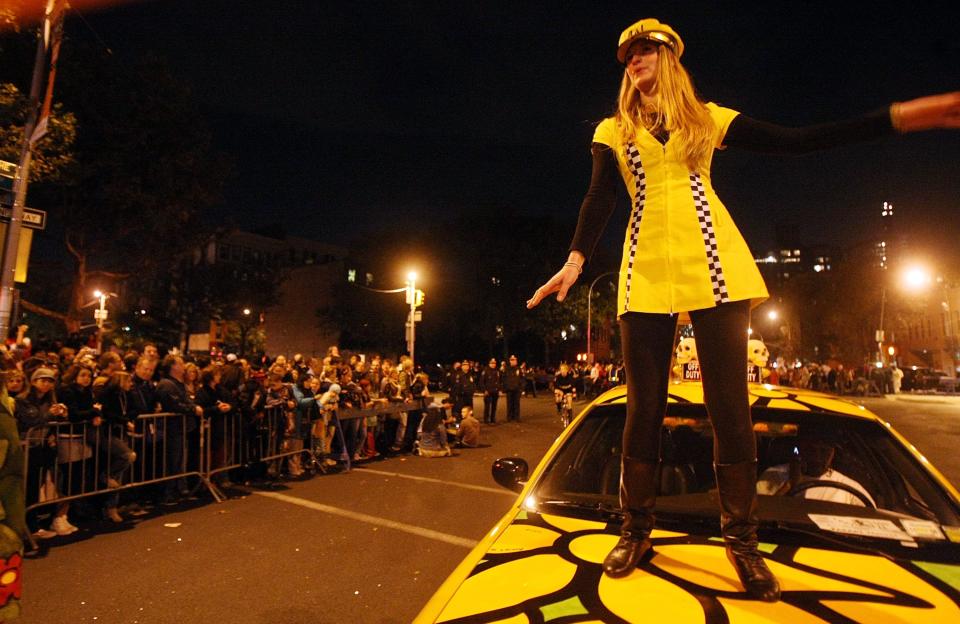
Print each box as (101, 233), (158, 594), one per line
(554, 389), (575, 428)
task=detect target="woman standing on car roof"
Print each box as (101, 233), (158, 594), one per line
(527, 17), (960, 602)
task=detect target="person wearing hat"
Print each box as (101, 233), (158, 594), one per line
(527, 17), (960, 601)
(15, 367), (77, 537)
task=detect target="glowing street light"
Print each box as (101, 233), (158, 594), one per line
(767, 310), (778, 321)
(903, 265), (933, 291)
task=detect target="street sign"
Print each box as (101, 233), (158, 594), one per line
(0, 161), (15, 193)
(0, 206), (46, 231)
(413, 310), (422, 322)
(0, 160), (16, 179)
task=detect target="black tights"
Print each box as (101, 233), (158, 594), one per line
(620, 300), (757, 465)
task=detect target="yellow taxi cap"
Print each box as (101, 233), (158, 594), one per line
(617, 18), (684, 63)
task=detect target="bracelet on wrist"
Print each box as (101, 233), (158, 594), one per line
(563, 261), (583, 275)
(890, 102), (905, 134)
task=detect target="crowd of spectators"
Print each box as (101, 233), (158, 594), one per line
(3, 321), (929, 548)
(759, 360), (908, 396)
(5, 330), (533, 545)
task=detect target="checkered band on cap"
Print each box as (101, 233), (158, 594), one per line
(689, 172), (729, 305)
(623, 143), (647, 312)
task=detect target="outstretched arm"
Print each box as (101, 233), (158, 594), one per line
(726, 92), (960, 154)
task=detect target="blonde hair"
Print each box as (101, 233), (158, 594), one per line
(615, 46), (715, 172)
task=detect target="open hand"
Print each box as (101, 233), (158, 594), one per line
(526, 264), (580, 309)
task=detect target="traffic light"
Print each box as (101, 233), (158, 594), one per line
(414, 289), (425, 307)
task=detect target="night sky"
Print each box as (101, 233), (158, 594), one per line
(67, 1), (960, 266)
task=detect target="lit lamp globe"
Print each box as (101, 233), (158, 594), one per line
(903, 266), (932, 291)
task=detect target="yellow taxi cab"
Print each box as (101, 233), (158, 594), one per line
(415, 382), (960, 623)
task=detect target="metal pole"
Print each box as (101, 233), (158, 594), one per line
(0, 14), (50, 339)
(409, 276), (416, 367)
(878, 286), (887, 365)
(587, 271), (617, 364)
(95, 293), (107, 353)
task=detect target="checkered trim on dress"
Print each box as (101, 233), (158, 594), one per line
(689, 172), (730, 305)
(622, 143), (647, 313)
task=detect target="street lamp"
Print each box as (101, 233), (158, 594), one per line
(92, 289), (117, 353)
(878, 263), (939, 365)
(237, 307), (257, 357)
(405, 270), (423, 366)
(93, 290), (110, 352)
(899, 264), (955, 372)
(587, 271), (618, 364)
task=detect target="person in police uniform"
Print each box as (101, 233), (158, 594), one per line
(527, 18), (960, 602)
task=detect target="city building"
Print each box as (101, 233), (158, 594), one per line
(894, 279), (960, 376)
(754, 245), (837, 289)
(189, 229), (347, 357)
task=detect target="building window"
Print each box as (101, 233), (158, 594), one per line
(347, 269), (356, 283)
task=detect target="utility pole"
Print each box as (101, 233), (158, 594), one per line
(404, 272), (424, 367)
(0, 1), (67, 339)
(587, 271), (617, 364)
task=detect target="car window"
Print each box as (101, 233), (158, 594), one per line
(533, 403), (960, 527)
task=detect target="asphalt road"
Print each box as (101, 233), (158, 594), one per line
(24, 391), (960, 624)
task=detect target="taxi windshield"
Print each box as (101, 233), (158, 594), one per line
(533, 403), (960, 535)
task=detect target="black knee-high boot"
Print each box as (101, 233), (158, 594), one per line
(603, 457), (657, 577)
(715, 460), (780, 602)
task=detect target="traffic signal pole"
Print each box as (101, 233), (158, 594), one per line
(0, 1), (66, 339)
(404, 276), (424, 366)
(0, 21), (46, 340)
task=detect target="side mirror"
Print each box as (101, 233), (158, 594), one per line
(492, 457), (529, 492)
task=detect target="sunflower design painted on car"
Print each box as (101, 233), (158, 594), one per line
(434, 512), (960, 623)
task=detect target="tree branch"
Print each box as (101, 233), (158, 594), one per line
(86, 270), (131, 280)
(64, 234), (83, 263)
(19, 299), (68, 323)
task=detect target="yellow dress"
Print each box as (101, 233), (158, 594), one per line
(593, 104), (768, 321)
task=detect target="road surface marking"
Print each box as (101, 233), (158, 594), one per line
(354, 467), (514, 496)
(254, 490), (479, 548)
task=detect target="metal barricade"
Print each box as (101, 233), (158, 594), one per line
(20, 400), (434, 517)
(202, 410), (244, 501)
(22, 412), (214, 514)
(253, 406), (308, 463)
(337, 399), (426, 470)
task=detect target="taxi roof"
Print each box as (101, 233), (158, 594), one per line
(594, 380), (880, 420)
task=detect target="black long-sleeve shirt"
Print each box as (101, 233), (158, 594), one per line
(569, 108), (894, 262)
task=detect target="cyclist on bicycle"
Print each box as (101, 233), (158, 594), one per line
(553, 363), (577, 415)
